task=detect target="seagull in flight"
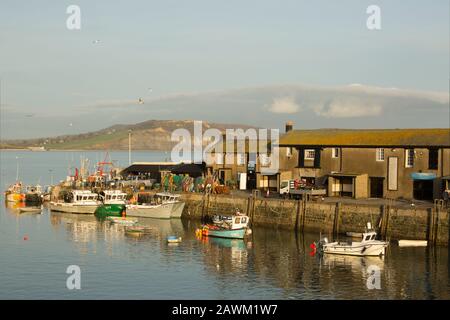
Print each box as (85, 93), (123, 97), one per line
(92, 40), (100, 44)
(138, 98), (144, 105)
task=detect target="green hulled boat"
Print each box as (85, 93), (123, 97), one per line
(94, 204), (126, 219)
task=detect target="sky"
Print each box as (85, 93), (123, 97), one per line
(0, 0), (449, 139)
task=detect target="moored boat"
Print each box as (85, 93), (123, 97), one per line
(154, 193), (185, 218)
(18, 207), (43, 214)
(5, 182), (25, 203)
(49, 190), (100, 214)
(126, 203), (173, 219)
(317, 223), (388, 257)
(94, 190), (128, 219)
(198, 213), (251, 239)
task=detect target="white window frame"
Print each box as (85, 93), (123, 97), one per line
(237, 153), (246, 166)
(332, 148), (339, 159)
(304, 149), (316, 160)
(405, 149), (414, 168)
(376, 148), (385, 162)
(215, 153), (224, 165)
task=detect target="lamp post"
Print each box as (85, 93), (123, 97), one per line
(128, 129), (132, 165)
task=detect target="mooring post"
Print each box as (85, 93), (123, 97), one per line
(333, 202), (341, 237)
(295, 198), (301, 232)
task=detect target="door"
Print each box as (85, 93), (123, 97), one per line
(388, 157), (398, 191)
(413, 180), (433, 200)
(370, 177), (384, 198)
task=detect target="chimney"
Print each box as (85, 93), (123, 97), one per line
(285, 121), (293, 133)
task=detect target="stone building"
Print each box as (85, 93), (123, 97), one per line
(278, 124), (450, 200)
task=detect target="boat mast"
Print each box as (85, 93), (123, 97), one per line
(15, 156), (19, 181)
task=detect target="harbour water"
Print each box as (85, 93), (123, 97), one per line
(0, 151), (449, 299)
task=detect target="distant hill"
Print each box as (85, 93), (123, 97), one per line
(0, 120), (259, 151)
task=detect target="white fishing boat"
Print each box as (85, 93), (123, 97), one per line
(155, 193), (185, 218)
(126, 192), (185, 219)
(317, 223), (388, 257)
(398, 240), (428, 247)
(126, 202), (173, 219)
(49, 190), (100, 214)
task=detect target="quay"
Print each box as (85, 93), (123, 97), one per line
(179, 192), (450, 246)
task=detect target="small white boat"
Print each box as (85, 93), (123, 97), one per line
(19, 207), (43, 214)
(107, 216), (138, 226)
(398, 240), (428, 247)
(318, 223), (388, 257)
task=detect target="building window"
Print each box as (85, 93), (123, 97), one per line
(259, 154), (270, 166)
(304, 149), (316, 160)
(332, 148), (339, 158)
(376, 148), (385, 161)
(428, 148), (438, 170)
(286, 147), (292, 157)
(215, 153), (224, 165)
(237, 153), (246, 165)
(405, 149), (414, 168)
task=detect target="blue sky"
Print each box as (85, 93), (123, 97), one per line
(0, 0), (448, 138)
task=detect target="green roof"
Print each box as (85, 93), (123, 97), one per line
(279, 129), (450, 147)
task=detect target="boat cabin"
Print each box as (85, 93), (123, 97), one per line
(71, 190), (99, 203)
(361, 231), (377, 242)
(155, 192), (181, 203)
(213, 214), (250, 230)
(26, 185), (42, 194)
(101, 190), (127, 203)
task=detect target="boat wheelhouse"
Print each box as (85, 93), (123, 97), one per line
(100, 190), (128, 204)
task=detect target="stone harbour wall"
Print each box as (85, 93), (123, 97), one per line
(180, 193), (450, 246)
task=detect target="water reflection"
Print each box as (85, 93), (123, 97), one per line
(8, 207), (450, 299)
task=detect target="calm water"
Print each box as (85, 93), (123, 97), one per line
(0, 150), (449, 299)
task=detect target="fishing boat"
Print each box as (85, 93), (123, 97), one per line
(126, 202), (174, 219)
(94, 190), (128, 219)
(198, 213), (251, 239)
(5, 182), (25, 203)
(24, 185), (43, 204)
(155, 193), (185, 218)
(317, 223), (388, 257)
(49, 190), (100, 214)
